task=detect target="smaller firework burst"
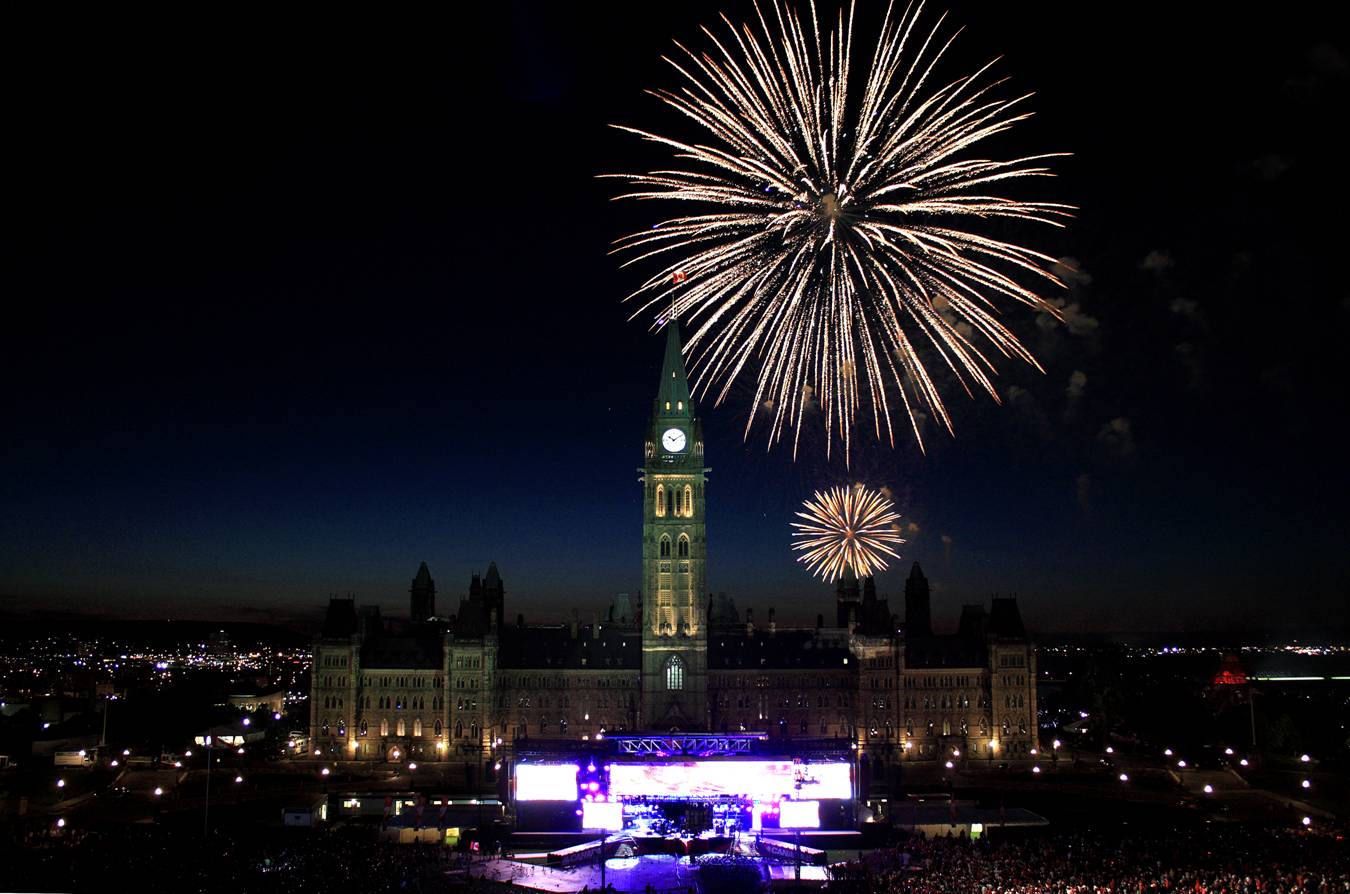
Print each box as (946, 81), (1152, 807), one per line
(792, 485), (906, 582)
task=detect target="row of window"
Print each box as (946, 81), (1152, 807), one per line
(657, 535), (691, 558)
(654, 485), (696, 518)
(360, 675), (442, 689)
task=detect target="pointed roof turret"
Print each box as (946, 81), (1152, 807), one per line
(484, 562), (501, 586)
(909, 561), (925, 580)
(656, 319), (693, 413)
(414, 561), (433, 585)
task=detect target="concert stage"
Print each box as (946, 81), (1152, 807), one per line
(511, 734), (858, 834)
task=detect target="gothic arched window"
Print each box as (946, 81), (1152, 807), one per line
(434, 720), (442, 737)
(655, 486), (666, 517)
(677, 535), (689, 558)
(660, 536), (671, 558)
(413, 719), (423, 737)
(396, 719), (406, 737)
(683, 486), (693, 517)
(359, 719), (368, 736)
(665, 656), (685, 691)
(380, 719), (390, 736)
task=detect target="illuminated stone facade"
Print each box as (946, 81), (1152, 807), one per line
(309, 325), (1038, 788)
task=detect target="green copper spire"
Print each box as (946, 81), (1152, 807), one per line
(656, 320), (693, 414)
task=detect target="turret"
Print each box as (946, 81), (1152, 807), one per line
(410, 562), (436, 621)
(905, 561), (932, 637)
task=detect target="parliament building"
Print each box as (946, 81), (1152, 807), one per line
(309, 323), (1038, 791)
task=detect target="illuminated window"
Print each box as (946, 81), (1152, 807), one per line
(677, 401), (683, 411)
(359, 719), (368, 737)
(660, 536), (671, 558)
(396, 719), (406, 737)
(655, 486), (666, 517)
(380, 719), (389, 736)
(665, 656), (685, 691)
(413, 719), (422, 737)
(434, 720), (442, 737)
(683, 486), (693, 517)
(677, 535), (689, 558)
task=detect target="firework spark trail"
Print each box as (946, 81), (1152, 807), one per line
(606, 0), (1073, 460)
(791, 484), (907, 581)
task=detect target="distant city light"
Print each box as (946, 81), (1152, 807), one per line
(110, 760), (118, 767)
(1052, 740), (1061, 749)
(408, 763), (417, 771)
(321, 768), (330, 776)
(1302, 779), (1311, 789)
(1104, 746), (1113, 754)
(1032, 766), (1041, 774)
(242, 718), (251, 726)
(153, 787), (163, 796)
(1240, 758), (1250, 767)
(56, 818), (66, 828)
(1302, 816), (1312, 827)
(122, 749), (130, 756)
(184, 750), (192, 757)
(1300, 754), (1311, 763)
(944, 761), (954, 769)
(1164, 748), (1173, 756)
(56, 779), (65, 788)
(273, 713), (282, 720)
(1177, 760), (1187, 768)
(1119, 773), (1129, 782)
(1203, 784), (1213, 794)
(234, 776), (243, 784)
(1224, 747), (1234, 755)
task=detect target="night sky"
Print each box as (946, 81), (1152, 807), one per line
(5, 3), (1347, 634)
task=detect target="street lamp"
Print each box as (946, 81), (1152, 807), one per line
(56, 779), (65, 789)
(1031, 765), (1041, 774)
(1119, 773), (1129, 782)
(56, 818), (66, 828)
(1301, 779), (1311, 789)
(154, 787), (164, 796)
(1203, 784), (1213, 794)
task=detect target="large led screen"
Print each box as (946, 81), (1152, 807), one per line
(779, 800), (821, 829)
(609, 761), (850, 800)
(582, 801), (624, 830)
(515, 764), (579, 801)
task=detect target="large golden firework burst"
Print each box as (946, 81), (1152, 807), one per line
(607, 0), (1072, 459)
(791, 485), (906, 581)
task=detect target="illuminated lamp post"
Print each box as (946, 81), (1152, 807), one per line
(203, 735), (213, 838)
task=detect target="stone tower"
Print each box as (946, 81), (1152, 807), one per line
(640, 320), (708, 729)
(905, 561), (931, 637)
(410, 561), (436, 621)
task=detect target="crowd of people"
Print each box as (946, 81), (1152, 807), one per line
(3, 818), (1348, 893)
(829, 825), (1349, 894)
(2, 823), (456, 893)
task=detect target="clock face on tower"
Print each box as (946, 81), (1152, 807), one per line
(661, 427), (687, 453)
